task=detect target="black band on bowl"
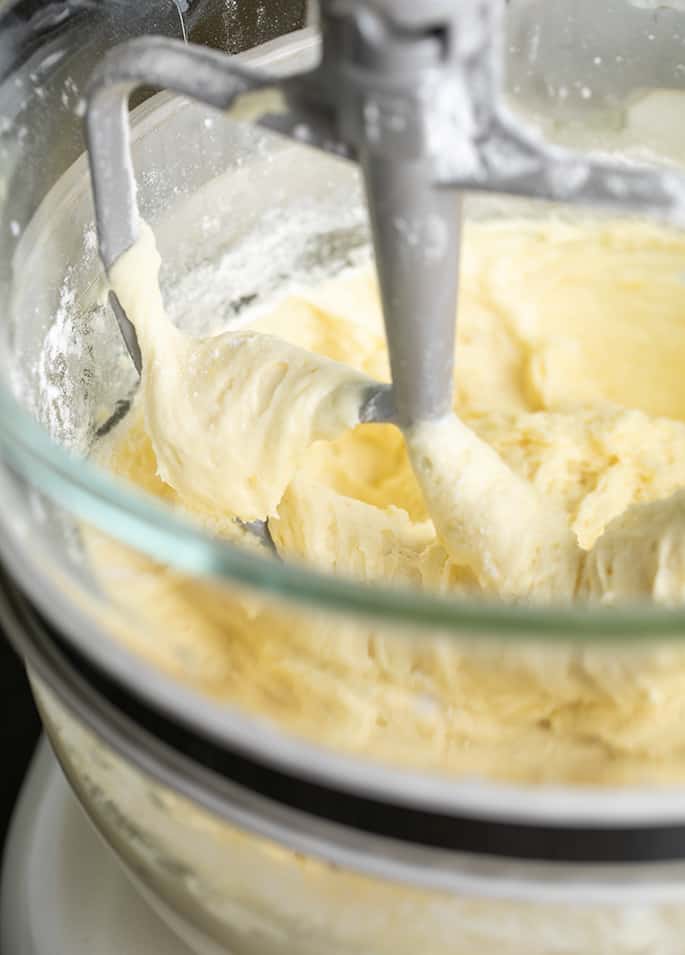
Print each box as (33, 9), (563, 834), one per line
(5, 567), (685, 865)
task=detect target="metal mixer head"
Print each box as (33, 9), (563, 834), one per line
(86, 0), (685, 430)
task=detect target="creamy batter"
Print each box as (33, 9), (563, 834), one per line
(89, 216), (685, 783)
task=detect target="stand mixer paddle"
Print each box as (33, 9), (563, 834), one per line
(85, 0), (685, 547)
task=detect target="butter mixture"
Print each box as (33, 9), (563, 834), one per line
(89, 216), (685, 783)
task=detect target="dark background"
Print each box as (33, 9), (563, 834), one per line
(0, 638), (39, 856)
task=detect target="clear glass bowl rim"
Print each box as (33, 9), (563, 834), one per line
(4, 362), (685, 641)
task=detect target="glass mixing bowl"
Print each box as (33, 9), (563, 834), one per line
(6, 0), (685, 952)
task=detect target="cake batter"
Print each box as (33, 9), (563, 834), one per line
(88, 216), (685, 783)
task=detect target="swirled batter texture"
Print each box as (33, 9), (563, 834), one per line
(89, 217), (685, 783)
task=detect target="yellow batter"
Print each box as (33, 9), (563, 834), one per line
(88, 216), (685, 784)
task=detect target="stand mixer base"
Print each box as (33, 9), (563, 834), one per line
(0, 739), (201, 955)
